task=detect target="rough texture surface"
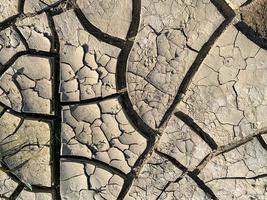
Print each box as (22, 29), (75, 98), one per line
(127, 0), (224, 129)
(76, 0), (132, 39)
(54, 10), (121, 102)
(61, 98), (147, 174)
(24, 0), (61, 14)
(240, 0), (267, 41)
(225, 0), (248, 9)
(0, 0), (267, 199)
(0, 110), (52, 187)
(0, 0), (19, 23)
(60, 159), (124, 200)
(0, 55), (54, 114)
(177, 25), (267, 146)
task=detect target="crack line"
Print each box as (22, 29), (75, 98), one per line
(61, 155), (127, 180)
(158, 2), (236, 129)
(73, 7), (126, 49)
(175, 111), (218, 150)
(155, 150), (218, 200)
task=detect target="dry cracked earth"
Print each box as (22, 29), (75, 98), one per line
(0, 0), (267, 199)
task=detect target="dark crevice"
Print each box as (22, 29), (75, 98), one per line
(118, 94), (159, 139)
(117, 91), (158, 199)
(187, 172), (218, 200)
(1, 51), (28, 74)
(156, 150), (218, 200)
(0, 107), (7, 118)
(0, 195), (8, 200)
(61, 155), (127, 180)
(155, 174), (185, 200)
(1, 50), (57, 76)
(175, 111), (218, 150)
(215, 136), (254, 156)
(18, 0), (25, 14)
(126, 0), (141, 40)
(192, 153), (216, 176)
(0, 14), (22, 32)
(31, 0), (71, 16)
(157, 133), (267, 199)
(49, 1), (75, 16)
(116, 0), (162, 199)
(235, 22), (267, 49)
(9, 184), (24, 200)
(60, 92), (124, 106)
(47, 13), (60, 53)
(12, 25), (29, 50)
(155, 181), (172, 200)
(207, 173), (267, 183)
(47, 11), (61, 200)
(211, 0), (235, 19)
(29, 0), (71, 17)
(256, 135), (267, 151)
(186, 44), (199, 53)
(190, 130), (267, 176)
(0, 102), (56, 120)
(155, 150), (187, 172)
(0, 118), (24, 144)
(116, 46), (132, 90)
(0, 102), (55, 121)
(1, 1), (260, 200)
(28, 185), (53, 191)
(241, 0), (254, 7)
(0, 0), (69, 32)
(159, 9), (235, 129)
(117, 129), (156, 200)
(0, 160), (31, 190)
(238, 0), (267, 47)
(74, 7), (126, 49)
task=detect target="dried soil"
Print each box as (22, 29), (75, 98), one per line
(241, 0), (267, 40)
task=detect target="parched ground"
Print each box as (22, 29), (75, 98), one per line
(0, 0), (267, 200)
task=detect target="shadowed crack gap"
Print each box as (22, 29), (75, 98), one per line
(60, 91), (125, 106)
(114, 0), (164, 199)
(0, 102), (56, 120)
(0, 0), (70, 32)
(256, 135), (267, 151)
(158, 1), (236, 129)
(18, 0), (25, 13)
(12, 24), (30, 50)
(0, 51), (57, 77)
(61, 155), (127, 180)
(205, 173), (267, 184)
(74, 7), (126, 49)
(174, 111), (218, 150)
(9, 184), (24, 200)
(2, 0), (267, 199)
(0, 160), (32, 191)
(235, 22), (267, 49)
(154, 127), (267, 199)
(47, 11), (61, 200)
(155, 150), (218, 200)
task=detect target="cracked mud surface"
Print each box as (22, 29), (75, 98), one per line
(0, 0), (267, 200)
